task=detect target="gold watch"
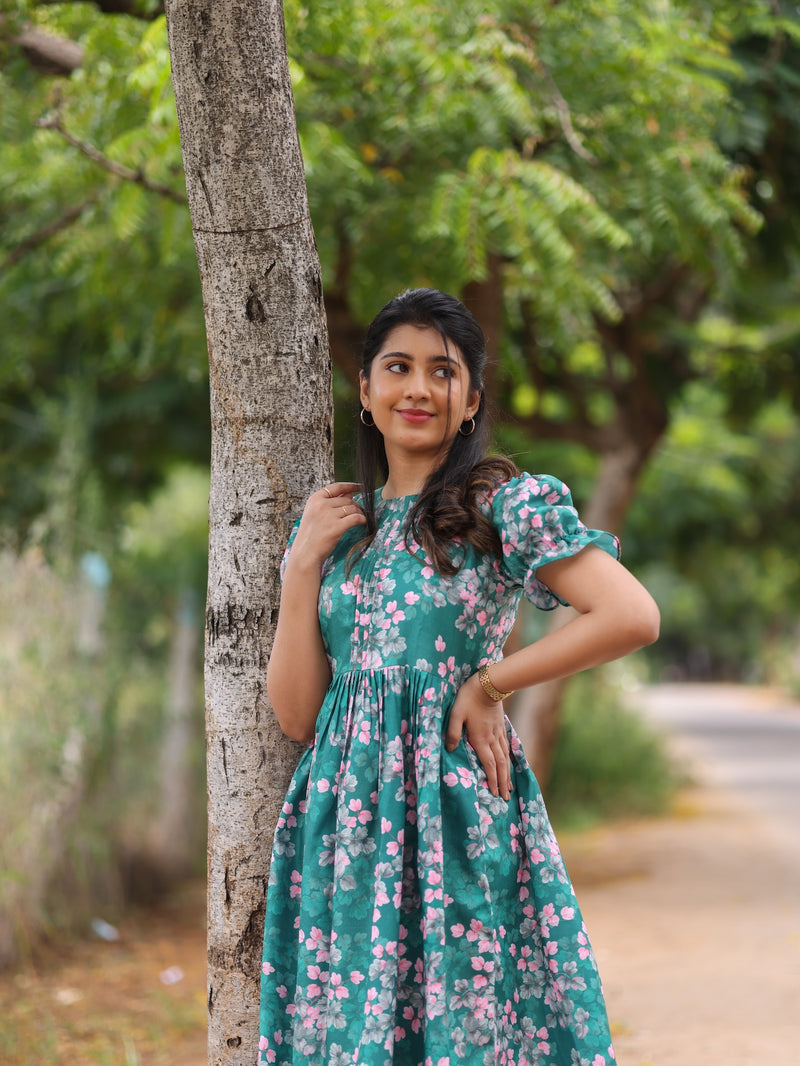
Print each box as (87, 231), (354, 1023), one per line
(477, 663), (515, 702)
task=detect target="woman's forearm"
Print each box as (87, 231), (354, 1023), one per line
(267, 484), (367, 744)
(267, 560), (332, 743)
(488, 599), (659, 697)
(487, 547), (660, 697)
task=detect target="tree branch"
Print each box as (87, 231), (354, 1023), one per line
(35, 113), (185, 204)
(5, 1), (162, 78)
(510, 410), (613, 451)
(536, 59), (597, 164)
(0, 197), (97, 274)
(11, 25), (84, 75)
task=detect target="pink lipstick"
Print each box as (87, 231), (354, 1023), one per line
(397, 409), (434, 423)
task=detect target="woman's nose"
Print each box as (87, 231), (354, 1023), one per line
(403, 370), (430, 398)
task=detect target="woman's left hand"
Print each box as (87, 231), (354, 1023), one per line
(444, 672), (512, 801)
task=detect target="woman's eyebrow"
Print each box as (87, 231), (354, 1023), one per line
(378, 351), (458, 365)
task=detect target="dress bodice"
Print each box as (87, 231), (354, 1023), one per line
(318, 494), (520, 686)
(282, 474), (619, 691)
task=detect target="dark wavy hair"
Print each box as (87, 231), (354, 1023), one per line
(355, 287), (518, 575)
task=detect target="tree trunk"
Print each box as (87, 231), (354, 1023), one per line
(510, 440), (649, 790)
(462, 252), (505, 404)
(165, 4), (333, 1063)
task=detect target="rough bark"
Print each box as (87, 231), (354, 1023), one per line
(165, 3), (332, 1063)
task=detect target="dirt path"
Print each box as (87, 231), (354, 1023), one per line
(562, 685), (800, 1066)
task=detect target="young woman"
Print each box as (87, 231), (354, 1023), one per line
(259, 288), (659, 1066)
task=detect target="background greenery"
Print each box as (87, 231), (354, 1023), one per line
(1, 0), (799, 956)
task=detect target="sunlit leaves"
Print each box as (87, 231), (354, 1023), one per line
(2, 0), (797, 570)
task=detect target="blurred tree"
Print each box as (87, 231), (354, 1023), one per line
(628, 383), (800, 682)
(2, 1), (798, 811)
(621, 0), (800, 685)
(165, 2), (331, 1063)
(117, 464), (210, 879)
(0, 548), (112, 966)
(0, 1), (207, 552)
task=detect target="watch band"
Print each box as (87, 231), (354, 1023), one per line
(478, 663), (515, 702)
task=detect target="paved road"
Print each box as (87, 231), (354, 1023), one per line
(637, 681), (800, 856)
(565, 682), (800, 1066)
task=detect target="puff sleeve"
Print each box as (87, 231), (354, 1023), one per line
(491, 473), (620, 610)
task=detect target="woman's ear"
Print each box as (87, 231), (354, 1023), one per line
(465, 388), (482, 420)
(359, 371), (370, 409)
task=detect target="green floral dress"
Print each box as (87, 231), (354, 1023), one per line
(259, 474), (620, 1066)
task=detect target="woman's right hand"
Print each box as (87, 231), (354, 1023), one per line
(288, 482), (367, 572)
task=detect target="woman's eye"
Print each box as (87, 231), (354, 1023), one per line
(386, 361), (408, 374)
(434, 366), (455, 379)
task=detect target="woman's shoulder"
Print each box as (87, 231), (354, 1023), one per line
(479, 468), (572, 514)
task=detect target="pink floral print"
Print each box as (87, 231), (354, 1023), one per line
(259, 475), (620, 1065)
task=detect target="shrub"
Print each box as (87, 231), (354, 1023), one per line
(545, 675), (680, 829)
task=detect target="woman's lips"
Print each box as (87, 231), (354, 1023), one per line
(396, 409), (434, 423)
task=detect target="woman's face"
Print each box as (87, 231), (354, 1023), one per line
(359, 324), (480, 467)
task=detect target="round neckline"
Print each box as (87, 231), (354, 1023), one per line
(378, 491), (421, 509)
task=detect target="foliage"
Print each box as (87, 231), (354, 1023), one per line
(1, 0), (799, 949)
(545, 673), (680, 830)
(0, 3), (206, 550)
(2, 0), (796, 534)
(0, 465), (208, 958)
(287, 0), (763, 332)
(627, 382), (800, 680)
(4, 1), (788, 535)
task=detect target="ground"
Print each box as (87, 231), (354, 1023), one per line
(566, 784), (799, 1066)
(0, 881), (207, 1066)
(2, 685), (798, 1065)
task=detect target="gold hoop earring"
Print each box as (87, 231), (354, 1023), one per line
(459, 417), (476, 436)
(360, 408), (375, 427)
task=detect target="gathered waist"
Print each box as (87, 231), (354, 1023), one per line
(312, 664), (461, 755)
(329, 662), (466, 693)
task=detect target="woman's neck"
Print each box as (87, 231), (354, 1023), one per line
(381, 451), (438, 499)
(381, 475), (424, 499)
